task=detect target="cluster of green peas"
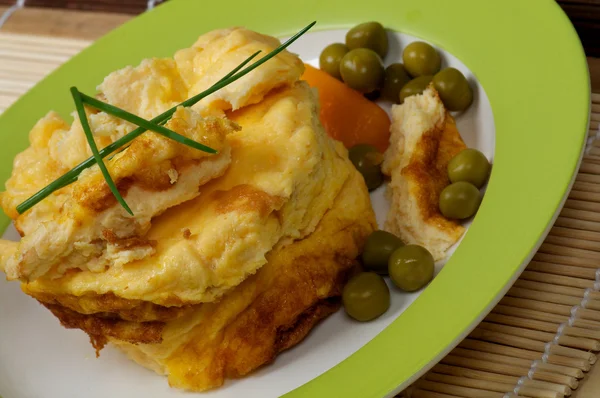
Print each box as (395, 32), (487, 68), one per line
(319, 22), (492, 321)
(343, 149), (491, 322)
(319, 21), (473, 110)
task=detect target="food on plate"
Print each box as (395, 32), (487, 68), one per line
(342, 272), (390, 321)
(339, 48), (385, 93)
(318, 23), (474, 113)
(399, 75), (433, 103)
(433, 67), (473, 112)
(447, 148), (491, 188)
(108, 168), (375, 391)
(301, 64), (390, 152)
(319, 42), (349, 80)
(348, 144), (384, 191)
(402, 41), (441, 78)
(439, 181), (482, 220)
(382, 63), (411, 103)
(361, 230), (405, 275)
(382, 85), (467, 261)
(1, 109), (236, 281)
(388, 244), (435, 292)
(0, 25), (379, 391)
(345, 21), (389, 58)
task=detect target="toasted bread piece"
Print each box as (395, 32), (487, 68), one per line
(382, 86), (466, 260)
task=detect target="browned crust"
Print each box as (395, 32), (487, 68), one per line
(43, 303), (165, 355)
(274, 297), (340, 353)
(402, 114), (466, 232)
(25, 289), (193, 322)
(214, 184), (284, 217)
(102, 229), (157, 250)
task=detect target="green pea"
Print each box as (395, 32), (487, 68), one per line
(439, 181), (481, 220)
(402, 41), (441, 77)
(345, 22), (388, 58)
(319, 43), (349, 80)
(388, 245), (434, 292)
(362, 230), (405, 274)
(447, 149), (491, 188)
(343, 272), (390, 321)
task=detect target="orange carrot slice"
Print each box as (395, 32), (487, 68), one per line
(301, 64), (391, 153)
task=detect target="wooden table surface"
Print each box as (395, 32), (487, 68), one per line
(1, 5), (600, 397)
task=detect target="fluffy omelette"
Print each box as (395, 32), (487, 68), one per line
(0, 27), (376, 391)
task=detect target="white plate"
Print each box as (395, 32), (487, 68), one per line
(0, 29), (494, 398)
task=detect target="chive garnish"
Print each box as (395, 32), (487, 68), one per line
(71, 87), (134, 215)
(15, 21), (316, 215)
(79, 92), (217, 155)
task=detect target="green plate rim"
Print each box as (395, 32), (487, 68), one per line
(0, 0), (589, 397)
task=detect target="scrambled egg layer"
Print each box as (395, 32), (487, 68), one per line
(110, 169), (375, 391)
(2, 28), (320, 305)
(1, 107), (235, 281)
(382, 86), (466, 260)
(23, 82), (350, 305)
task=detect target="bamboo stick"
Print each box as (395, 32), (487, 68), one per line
(507, 287), (582, 306)
(545, 234), (600, 252)
(0, 68), (45, 81)
(417, 379), (504, 397)
(526, 262), (596, 280)
(430, 364), (571, 396)
(485, 313), (559, 333)
(411, 390), (459, 398)
(550, 226), (600, 244)
(563, 325), (600, 340)
(521, 379), (572, 396)
(459, 338), (590, 371)
(520, 270), (593, 289)
(516, 386), (563, 398)
(453, 347), (532, 367)
(576, 174), (600, 185)
(512, 280), (585, 298)
(442, 354), (530, 377)
(584, 299), (600, 311)
(492, 304), (569, 324)
(573, 180), (600, 193)
(431, 363), (519, 384)
(568, 189), (600, 202)
(0, 48), (70, 63)
(0, 59), (61, 74)
(499, 297), (573, 317)
(539, 243), (600, 261)
(555, 216), (600, 233)
(576, 308), (600, 323)
(0, 32), (90, 49)
(533, 251), (600, 269)
(593, 103), (600, 113)
(592, 92), (600, 103)
(572, 317), (600, 331)
(561, 208), (600, 224)
(425, 374), (565, 398)
(424, 373), (514, 394)
(0, 40), (86, 57)
(531, 371), (579, 390)
(479, 321), (600, 351)
(470, 327), (594, 363)
(550, 345), (596, 364)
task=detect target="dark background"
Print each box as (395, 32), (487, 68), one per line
(0, 0), (598, 56)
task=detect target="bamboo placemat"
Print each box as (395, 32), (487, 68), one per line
(1, 31), (600, 398)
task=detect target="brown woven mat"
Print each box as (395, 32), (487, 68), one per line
(1, 32), (600, 398)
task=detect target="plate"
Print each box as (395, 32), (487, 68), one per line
(0, 1), (589, 397)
